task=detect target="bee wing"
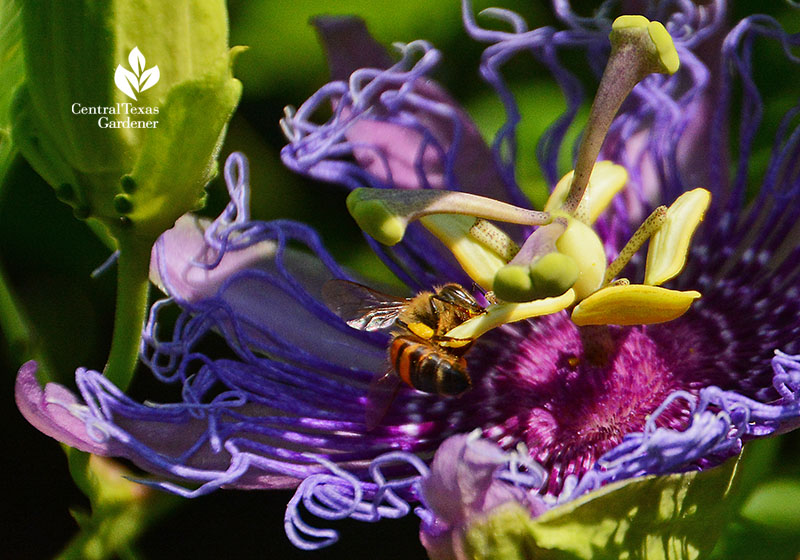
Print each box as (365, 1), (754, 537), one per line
(365, 368), (401, 430)
(322, 279), (407, 331)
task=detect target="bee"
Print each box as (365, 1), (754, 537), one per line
(322, 279), (486, 427)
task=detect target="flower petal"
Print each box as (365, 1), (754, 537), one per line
(15, 361), (111, 454)
(150, 214), (387, 373)
(293, 18), (512, 202)
(464, 456), (741, 560)
(312, 16), (394, 81)
(16, 361), (355, 492)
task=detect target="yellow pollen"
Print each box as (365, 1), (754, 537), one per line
(407, 322), (435, 339)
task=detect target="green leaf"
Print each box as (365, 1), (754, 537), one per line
(465, 456), (742, 560)
(0, 0), (23, 186)
(740, 478), (800, 531)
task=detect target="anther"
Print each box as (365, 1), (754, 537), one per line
(644, 188), (711, 286)
(562, 16), (679, 217)
(445, 289), (576, 340)
(545, 161), (628, 224)
(419, 215), (508, 290)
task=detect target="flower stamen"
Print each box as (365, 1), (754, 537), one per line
(644, 188), (712, 286)
(420, 214), (511, 290)
(444, 289), (576, 340)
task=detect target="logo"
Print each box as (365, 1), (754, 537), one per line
(114, 47), (160, 101)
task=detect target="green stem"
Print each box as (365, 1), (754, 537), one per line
(102, 236), (151, 391)
(59, 449), (181, 560)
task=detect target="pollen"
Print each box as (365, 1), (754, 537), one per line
(407, 321), (435, 339)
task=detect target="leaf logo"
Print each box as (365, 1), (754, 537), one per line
(114, 47), (160, 101)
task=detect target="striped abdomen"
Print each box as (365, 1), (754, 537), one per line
(389, 336), (471, 396)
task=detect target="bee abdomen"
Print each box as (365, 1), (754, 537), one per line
(390, 337), (471, 396)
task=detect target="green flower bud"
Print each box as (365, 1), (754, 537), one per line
(11, 0), (242, 242)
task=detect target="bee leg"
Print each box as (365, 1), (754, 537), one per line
(428, 296), (442, 320)
(399, 319), (437, 341)
(432, 285), (485, 316)
(471, 282), (487, 295)
(469, 282), (499, 306)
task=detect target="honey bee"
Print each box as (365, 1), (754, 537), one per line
(322, 279), (486, 427)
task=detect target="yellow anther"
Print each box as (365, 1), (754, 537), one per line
(571, 284), (700, 326)
(440, 338), (472, 349)
(446, 289), (576, 340)
(611, 15), (651, 30)
(644, 188), (711, 286)
(545, 162), (628, 224)
(420, 215), (507, 291)
(407, 322), (435, 339)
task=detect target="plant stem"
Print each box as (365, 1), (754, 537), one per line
(102, 236), (151, 391)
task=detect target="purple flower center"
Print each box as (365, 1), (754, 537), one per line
(463, 301), (777, 495)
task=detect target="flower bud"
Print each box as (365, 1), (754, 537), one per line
(11, 0), (242, 242)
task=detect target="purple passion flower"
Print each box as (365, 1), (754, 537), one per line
(15, 0), (800, 556)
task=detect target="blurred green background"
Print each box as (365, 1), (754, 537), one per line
(2, 1), (800, 559)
